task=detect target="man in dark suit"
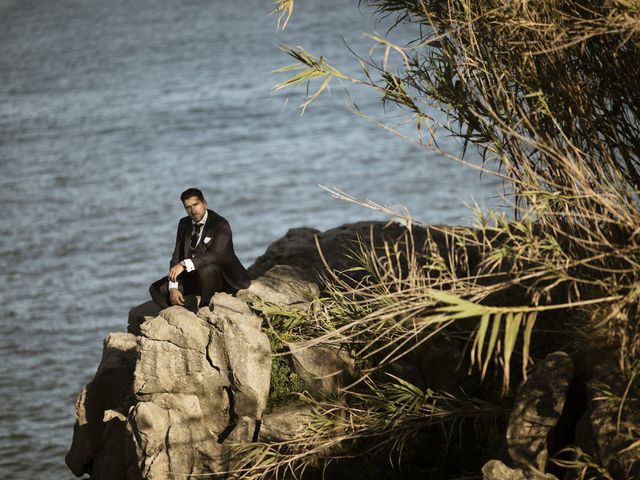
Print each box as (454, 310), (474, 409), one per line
(149, 188), (251, 309)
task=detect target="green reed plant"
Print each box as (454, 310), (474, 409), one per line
(233, 374), (507, 480)
(272, 0), (640, 388)
(252, 0), (640, 477)
(229, 213), (544, 478)
(244, 295), (311, 410)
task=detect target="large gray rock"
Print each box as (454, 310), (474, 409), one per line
(127, 306), (229, 478)
(248, 222), (480, 285)
(65, 332), (137, 478)
(506, 351), (574, 471)
(67, 293), (271, 479)
(237, 264), (320, 310)
(128, 394), (225, 478)
(258, 404), (314, 443)
(575, 361), (640, 479)
(482, 459), (558, 480)
(127, 296), (271, 478)
(204, 292), (272, 420)
(288, 342), (355, 398)
(65, 221), (522, 479)
(248, 227), (322, 280)
(127, 300), (161, 336)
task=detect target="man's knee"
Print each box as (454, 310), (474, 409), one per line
(197, 263), (225, 293)
(149, 277), (171, 309)
(149, 279), (160, 295)
(149, 277), (167, 295)
(197, 263), (223, 277)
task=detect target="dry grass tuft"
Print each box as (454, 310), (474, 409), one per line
(257, 0), (640, 477)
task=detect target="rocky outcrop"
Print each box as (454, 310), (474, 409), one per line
(481, 352), (573, 480)
(288, 342), (355, 398)
(130, 294), (271, 478)
(258, 404), (315, 443)
(240, 265), (357, 399)
(65, 332), (137, 478)
(66, 293), (271, 479)
(480, 348), (640, 480)
(506, 352), (574, 470)
(247, 221), (483, 286)
(575, 361), (640, 479)
(66, 260), (346, 480)
(65, 221), (511, 479)
(482, 459), (556, 480)
(68, 221), (638, 480)
(238, 264), (320, 309)
(481, 350), (640, 480)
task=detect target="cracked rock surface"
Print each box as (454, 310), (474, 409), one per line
(66, 293), (271, 479)
(506, 351), (574, 470)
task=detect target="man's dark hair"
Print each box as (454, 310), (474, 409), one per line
(180, 188), (205, 202)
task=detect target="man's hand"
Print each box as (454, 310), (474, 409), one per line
(168, 263), (185, 282)
(169, 288), (184, 306)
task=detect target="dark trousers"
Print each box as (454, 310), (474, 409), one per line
(149, 263), (226, 309)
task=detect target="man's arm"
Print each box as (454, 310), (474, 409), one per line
(170, 219), (185, 268)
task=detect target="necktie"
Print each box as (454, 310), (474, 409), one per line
(191, 223), (202, 250)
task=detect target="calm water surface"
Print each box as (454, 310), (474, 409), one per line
(0, 0), (504, 477)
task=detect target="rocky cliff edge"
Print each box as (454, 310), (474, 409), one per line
(66, 222), (639, 479)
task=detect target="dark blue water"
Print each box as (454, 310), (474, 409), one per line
(0, 0), (504, 477)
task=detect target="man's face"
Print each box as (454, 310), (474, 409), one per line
(182, 196), (207, 222)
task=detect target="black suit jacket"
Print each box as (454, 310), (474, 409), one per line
(170, 209), (250, 290)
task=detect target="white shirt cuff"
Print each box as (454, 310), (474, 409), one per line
(168, 280), (179, 290)
(182, 259), (195, 272)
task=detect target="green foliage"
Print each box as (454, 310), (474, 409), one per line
(266, 335), (306, 411)
(234, 371), (509, 479)
(273, 46), (351, 113)
(265, 0), (640, 477)
(272, 0), (640, 378)
(245, 295), (309, 410)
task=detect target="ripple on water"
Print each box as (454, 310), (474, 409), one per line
(0, 0), (506, 478)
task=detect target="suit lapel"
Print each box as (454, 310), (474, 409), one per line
(182, 218), (192, 259)
(202, 209), (215, 239)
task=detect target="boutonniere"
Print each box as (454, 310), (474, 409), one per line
(203, 236), (212, 244)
